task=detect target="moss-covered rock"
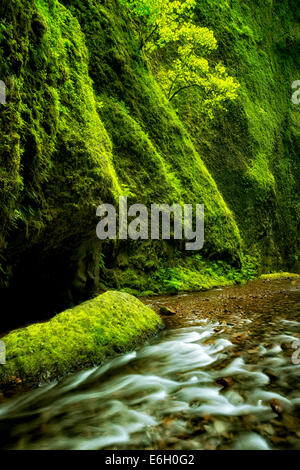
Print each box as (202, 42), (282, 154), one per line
(0, 291), (163, 388)
(0, 0), (299, 326)
(260, 272), (300, 280)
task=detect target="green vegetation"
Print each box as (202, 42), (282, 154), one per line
(104, 252), (258, 296)
(260, 272), (300, 280)
(0, 0), (299, 315)
(0, 291), (162, 388)
(120, 0), (239, 107)
(175, 0), (300, 271)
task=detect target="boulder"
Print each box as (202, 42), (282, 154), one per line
(159, 306), (177, 316)
(0, 291), (163, 388)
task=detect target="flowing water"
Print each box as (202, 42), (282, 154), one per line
(0, 278), (299, 450)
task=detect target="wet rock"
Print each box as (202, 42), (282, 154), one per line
(213, 420), (228, 434)
(270, 399), (284, 415)
(257, 423), (275, 437)
(0, 291), (163, 388)
(233, 432), (270, 450)
(231, 331), (249, 343)
(264, 369), (278, 383)
(216, 377), (235, 389)
(160, 306), (177, 316)
(269, 436), (287, 446)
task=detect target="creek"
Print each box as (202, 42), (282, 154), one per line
(0, 278), (299, 450)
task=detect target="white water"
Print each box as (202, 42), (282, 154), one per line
(0, 314), (299, 450)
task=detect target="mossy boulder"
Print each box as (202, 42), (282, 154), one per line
(0, 291), (163, 389)
(260, 272), (300, 281)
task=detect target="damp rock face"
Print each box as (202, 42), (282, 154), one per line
(0, 0), (299, 325)
(0, 291), (163, 388)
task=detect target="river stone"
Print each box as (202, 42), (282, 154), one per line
(0, 291), (163, 389)
(160, 306), (177, 316)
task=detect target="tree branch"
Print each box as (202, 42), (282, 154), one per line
(140, 23), (159, 50)
(169, 83), (201, 101)
(167, 49), (195, 99)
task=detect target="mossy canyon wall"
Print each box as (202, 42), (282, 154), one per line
(0, 0), (299, 327)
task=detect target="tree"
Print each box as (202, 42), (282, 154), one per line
(120, 0), (239, 112)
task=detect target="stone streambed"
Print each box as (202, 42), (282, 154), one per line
(0, 278), (299, 450)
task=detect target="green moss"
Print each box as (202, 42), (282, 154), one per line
(0, 0), (299, 313)
(0, 0), (121, 292)
(260, 272), (300, 280)
(172, 0), (300, 270)
(0, 291), (162, 388)
(105, 251), (258, 295)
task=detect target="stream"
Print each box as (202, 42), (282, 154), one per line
(0, 278), (299, 450)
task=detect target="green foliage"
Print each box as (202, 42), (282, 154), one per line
(0, 291), (162, 387)
(120, 0), (197, 47)
(0, 0), (121, 289)
(0, 0), (298, 305)
(239, 255), (259, 281)
(121, 0), (239, 111)
(260, 272), (300, 280)
(168, 0), (300, 271)
(99, 252), (105, 270)
(106, 248), (257, 295)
